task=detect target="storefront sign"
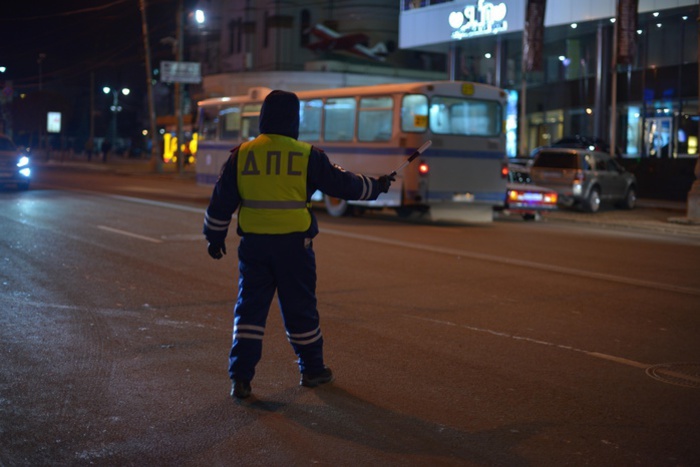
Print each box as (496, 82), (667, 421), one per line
(449, 0), (508, 39)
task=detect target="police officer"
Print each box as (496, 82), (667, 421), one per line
(203, 90), (394, 399)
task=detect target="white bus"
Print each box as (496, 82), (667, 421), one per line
(196, 81), (508, 222)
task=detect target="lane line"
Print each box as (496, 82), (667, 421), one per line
(107, 194), (206, 214)
(406, 315), (653, 371)
(94, 192), (699, 297)
(322, 227), (700, 297)
(97, 225), (163, 244)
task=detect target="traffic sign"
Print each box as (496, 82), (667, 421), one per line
(160, 61), (202, 84)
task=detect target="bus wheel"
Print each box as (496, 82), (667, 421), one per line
(324, 195), (350, 217)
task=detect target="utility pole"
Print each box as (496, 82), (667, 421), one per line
(139, 0), (161, 173)
(89, 72), (95, 160)
(176, 0), (185, 175)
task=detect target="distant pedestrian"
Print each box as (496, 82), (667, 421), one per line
(101, 140), (112, 162)
(203, 90), (394, 399)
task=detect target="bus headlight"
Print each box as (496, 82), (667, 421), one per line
(17, 156), (30, 168)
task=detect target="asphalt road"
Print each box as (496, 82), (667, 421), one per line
(1, 166), (699, 466)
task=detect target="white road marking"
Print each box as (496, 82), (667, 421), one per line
(107, 194), (206, 214)
(97, 225), (163, 244)
(321, 228), (700, 297)
(408, 315), (700, 385)
(406, 314), (653, 370)
(101, 193), (700, 297)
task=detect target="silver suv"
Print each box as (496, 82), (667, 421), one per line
(530, 147), (636, 212)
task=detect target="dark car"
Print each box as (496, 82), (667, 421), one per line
(495, 163), (558, 221)
(0, 135), (31, 190)
(529, 147), (636, 213)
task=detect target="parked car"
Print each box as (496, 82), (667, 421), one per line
(552, 135), (621, 157)
(495, 163), (558, 220)
(529, 147), (636, 213)
(0, 135), (31, 190)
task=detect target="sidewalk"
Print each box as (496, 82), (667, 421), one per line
(37, 154), (194, 177)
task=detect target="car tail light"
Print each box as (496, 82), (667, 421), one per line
(501, 162), (509, 178)
(418, 161), (430, 175)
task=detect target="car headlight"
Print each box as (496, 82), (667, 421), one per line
(17, 156), (30, 168)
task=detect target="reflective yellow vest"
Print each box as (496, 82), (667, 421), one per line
(236, 134), (312, 234)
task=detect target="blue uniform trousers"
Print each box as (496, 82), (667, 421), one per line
(229, 233), (324, 383)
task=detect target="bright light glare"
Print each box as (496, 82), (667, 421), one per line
(195, 9), (205, 24)
(20, 168), (31, 177)
(122, 88), (130, 96)
(102, 86), (111, 94)
(17, 156), (30, 167)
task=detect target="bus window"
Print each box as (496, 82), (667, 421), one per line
(324, 97), (356, 141)
(401, 94), (428, 133)
(430, 96), (501, 136)
(358, 96), (393, 142)
(241, 103), (262, 140)
(199, 105), (220, 141)
(300, 99), (322, 141)
(220, 105), (241, 141)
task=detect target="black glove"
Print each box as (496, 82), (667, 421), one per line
(208, 242), (226, 260)
(377, 174), (396, 194)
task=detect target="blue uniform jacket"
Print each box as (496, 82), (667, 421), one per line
(203, 140), (385, 244)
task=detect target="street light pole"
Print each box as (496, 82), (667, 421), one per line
(103, 86), (130, 159)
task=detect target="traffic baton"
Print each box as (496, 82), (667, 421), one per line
(389, 140), (432, 177)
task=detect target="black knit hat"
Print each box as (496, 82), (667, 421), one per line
(259, 90), (300, 139)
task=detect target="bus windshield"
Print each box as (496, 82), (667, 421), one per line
(429, 96), (501, 137)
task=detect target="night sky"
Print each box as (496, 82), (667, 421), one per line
(0, 0), (179, 92)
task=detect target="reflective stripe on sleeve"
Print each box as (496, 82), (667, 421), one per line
(204, 213), (231, 231)
(360, 175), (371, 200)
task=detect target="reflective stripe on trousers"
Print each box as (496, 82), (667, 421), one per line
(228, 233), (324, 382)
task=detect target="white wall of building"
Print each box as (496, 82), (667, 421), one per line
(400, 0), (697, 51)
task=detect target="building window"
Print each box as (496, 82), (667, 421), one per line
(300, 9), (311, 47)
(227, 20), (236, 55)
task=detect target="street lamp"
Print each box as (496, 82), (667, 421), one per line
(102, 86), (130, 153)
(195, 8), (205, 25)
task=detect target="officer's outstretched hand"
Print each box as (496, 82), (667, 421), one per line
(208, 242), (227, 260)
(377, 174), (396, 194)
